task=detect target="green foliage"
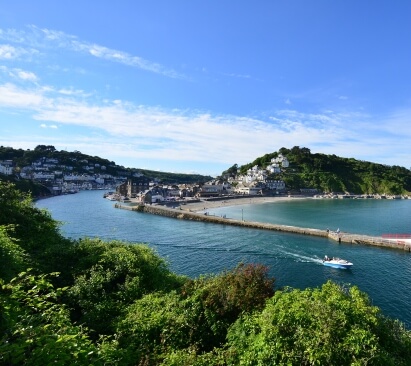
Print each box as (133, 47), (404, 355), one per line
(1, 181), (411, 365)
(225, 281), (411, 365)
(238, 146), (411, 194)
(0, 173), (51, 197)
(220, 164), (239, 179)
(138, 169), (212, 184)
(68, 238), (186, 335)
(118, 291), (193, 364)
(0, 181), (73, 281)
(0, 181), (63, 252)
(0, 271), (103, 365)
(0, 145), (212, 185)
(117, 263), (274, 364)
(182, 263), (275, 352)
(0, 226), (27, 281)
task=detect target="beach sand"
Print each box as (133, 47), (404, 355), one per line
(179, 195), (310, 212)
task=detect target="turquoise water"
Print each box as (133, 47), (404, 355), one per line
(206, 197), (411, 236)
(37, 191), (411, 328)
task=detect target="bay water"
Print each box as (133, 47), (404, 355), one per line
(36, 191), (411, 328)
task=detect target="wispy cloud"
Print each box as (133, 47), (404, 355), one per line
(1, 25), (410, 173)
(0, 83), (44, 108)
(40, 123), (58, 129)
(223, 72), (252, 79)
(2, 80), (406, 168)
(0, 66), (38, 82)
(0, 44), (38, 60)
(0, 25), (185, 79)
(15, 69), (38, 82)
(57, 87), (91, 97)
(0, 44), (19, 59)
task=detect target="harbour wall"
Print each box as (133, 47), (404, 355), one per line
(114, 203), (411, 252)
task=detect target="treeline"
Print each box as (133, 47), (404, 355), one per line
(0, 145), (212, 184)
(1, 181), (411, 365)
(239, 146), (411, 194)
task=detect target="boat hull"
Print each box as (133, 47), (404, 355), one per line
(323, 257), (353, 269)
(323, 261), (353, 269)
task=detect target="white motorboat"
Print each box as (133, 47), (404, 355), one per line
(323, 255), (353, 269)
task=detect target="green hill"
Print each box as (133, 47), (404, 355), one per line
(0, 145), (213, 185)
(238, 146), (411, 194)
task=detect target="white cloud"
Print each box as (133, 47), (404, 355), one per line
(16, 69), (38, 82)
(0, 83), (44, 108)
(40, 123), (58, 129)
(72, 40), (184, 78)
(0, 44), (19, 59)
(0, 75), (410, 171)
(224, 72), (252, 79)
(58, 88), (91, 97)
(0, 66), (38, 82)
(0, 43), (38, 60)
(0, 25), (184, 79)
(0, 82), (333, 165)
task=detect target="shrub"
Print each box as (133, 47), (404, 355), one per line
(225, 281), (411, 365)
(0, 271), (102, 365)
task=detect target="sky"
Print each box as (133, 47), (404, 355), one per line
(0, 1), (410, 176)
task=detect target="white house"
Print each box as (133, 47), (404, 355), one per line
(0, 160), (13, 175)
(235, 185), (261, 195)
(33, 172), (55, 180)
(266, 180), (286, 190)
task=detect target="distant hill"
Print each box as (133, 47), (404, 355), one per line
(236, 146), (411, 194)
(0, 145), (213, 185)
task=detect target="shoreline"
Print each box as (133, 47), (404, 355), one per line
(177, 195), (309, 212)
(116, 199), (411, 252)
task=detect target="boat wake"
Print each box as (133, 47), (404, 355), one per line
(284, 251), (324, 264)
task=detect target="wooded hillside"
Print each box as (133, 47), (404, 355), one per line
(240, 146), (411, 194)
(0, 145), (212, 184)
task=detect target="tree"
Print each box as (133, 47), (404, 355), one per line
(0, 182), (71, 280)
(34, 145), (56, 152)
(225, 281), (411, 365)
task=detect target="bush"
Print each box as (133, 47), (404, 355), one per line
(180, 263), (274, 351)
(225, 281), (411, 365)
(68, 238), (186, 336)
(117, 263), (275, 364)
(0, 226), (27, 281)
(0, 271), (102, 365)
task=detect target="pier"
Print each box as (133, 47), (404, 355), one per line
(114, 203), (411, 252)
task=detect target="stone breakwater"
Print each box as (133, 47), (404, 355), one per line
(114, 203), (411, 252)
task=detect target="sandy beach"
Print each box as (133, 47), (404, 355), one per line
(179, 195), (310, 212)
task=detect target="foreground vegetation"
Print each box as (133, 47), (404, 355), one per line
(1, 181), (411, 365)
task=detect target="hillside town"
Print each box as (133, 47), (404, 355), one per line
(0, 153), (293, 203)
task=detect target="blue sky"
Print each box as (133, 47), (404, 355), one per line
(1, 1), (410, 176)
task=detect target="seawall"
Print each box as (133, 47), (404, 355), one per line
(114, 203), (411, 252)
